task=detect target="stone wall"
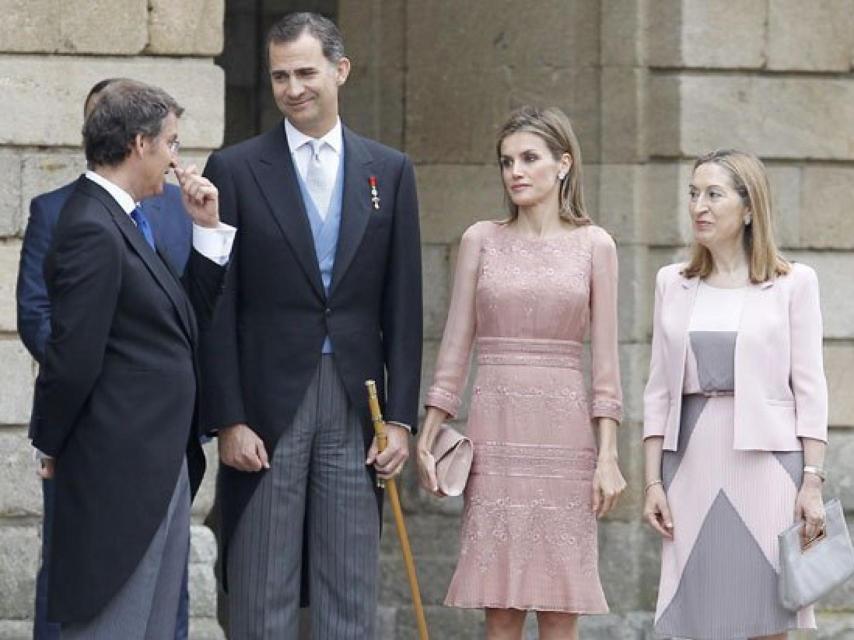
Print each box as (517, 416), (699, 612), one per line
(0, 1), (225, 638)
(341, 1), (854, 638)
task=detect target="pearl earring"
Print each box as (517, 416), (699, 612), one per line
(743, 215), (752, 226)
(557, 173), (566, 182)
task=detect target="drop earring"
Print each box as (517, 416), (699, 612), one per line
(743, 214), (752, 226)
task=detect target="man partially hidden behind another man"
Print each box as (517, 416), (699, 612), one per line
(30, 79), (235, 639)
(200, 11), (423, 640)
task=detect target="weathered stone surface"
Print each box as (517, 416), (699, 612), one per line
(598, 520), (661, 611)
(0, 150), (22, 238)
(186, 618), (225, 640)
(619, 343), (651, 427)
(0, 428), (40, 517)
(601, 0), (645, 66)
(788, 251), (854, 340)
(20, 152), (85, 236)
(647, 0), (766, 69)
(601, 67), (647, 163)
(765, 163), (801, 249)
(406, 0), (599, 70)
(147, 0), (225, 56)
(824, 429), (854, 513)
(0, 0), (147, 54)
(811, 612), (854, 637)
(576, 611), (654, 639)
(642, 161), (694, 247)
(189, 525), (218, 620)
(649, 74), (854, 161)
(767, 0), (854, 71)
(191, 441), (218, 522)
(0, 56), (224, 149)
(0, 525), (39, 618)
(416, 165), (503, 244)
(801, 167), (854, 249)
(407, 65), (600, 165)
(617, 244), (651, 342)
(0, 242), (21, 333)
(826, 344), (854, 428)
(422, 244), (450, 341)
(0, 341), (36, 426)
(0, 620), (31, 640)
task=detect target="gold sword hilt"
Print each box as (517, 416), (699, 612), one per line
(365, 380), (388, 488)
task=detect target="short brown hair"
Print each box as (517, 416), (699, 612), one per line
(496, 106), (590, 225)
(682, 149), (790, 283)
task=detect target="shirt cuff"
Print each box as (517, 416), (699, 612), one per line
(192, 222), (236, 266)
(387, 421), (412, 433)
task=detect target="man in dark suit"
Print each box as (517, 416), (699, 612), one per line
(200, 12), (422, 639)
(16, 79), (193, 640)
(30, 79), (234, 638)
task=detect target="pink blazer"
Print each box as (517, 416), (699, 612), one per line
(643, 262), (828, 451)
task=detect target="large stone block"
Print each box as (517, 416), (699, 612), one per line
(620, 344), (652, 426)
(0, 0), (147, 54)
(0, 428), (41, 517)
(647, 0), (766, 69)
(642, 161), (693, 247)
(407, 65), (600, 164)
(0, 242), (21, 333)
(765, 163), (801, 250)
(0, 56), (224, 149)
(826, 344), (854, 428)
(406, 0), (599, 71)
(20, 152), (86, 235)
(649, 74), (854, 161)
(824, 430), (854, 513)
(600, 67), (648, 163)
(767, 0), (854, 71)
(598, 165), (645, 245)
(601, 0), (645, 66)
(0, 341), (36, 426)
(617, 244), (652, 342)
(189, 525), (218, 619)
(788, 251), (854, 340)
(0, 150), (22, 238)
(147, 0), (225, 56)
(416, 165), (502, 245)
(0, 620), (31, 639)
(598, 520), (661, 611)
(422, 244), (450, 341)
(800, 167), (854, 249)
(0, 525), (39, 618)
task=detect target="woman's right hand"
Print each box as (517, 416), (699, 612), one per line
(416, 435), (442, 497)
(643, 483), (674, 539)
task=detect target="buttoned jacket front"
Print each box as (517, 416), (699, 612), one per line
(643, 262), (828, 451)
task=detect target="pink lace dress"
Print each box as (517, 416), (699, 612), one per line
(426, 220), (622, 613)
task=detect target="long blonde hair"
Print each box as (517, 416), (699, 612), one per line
(495, 106), (591, 225)
(682, 149), (790, 283)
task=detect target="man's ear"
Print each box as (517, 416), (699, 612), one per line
(335, 56), (351, 86)
(130, 133), (146, 158)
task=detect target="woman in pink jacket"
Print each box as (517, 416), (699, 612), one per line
(642, 149), (827, 639)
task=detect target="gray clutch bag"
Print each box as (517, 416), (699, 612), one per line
(778, 498), (854, 611)
(431, 423), (473, 497)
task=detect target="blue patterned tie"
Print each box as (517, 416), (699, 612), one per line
(130, 205), (156, 251)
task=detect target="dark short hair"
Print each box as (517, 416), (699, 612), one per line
(83, 78), (119, 116)
(83, 80), (183, 168)
(266, 12), (345, 64)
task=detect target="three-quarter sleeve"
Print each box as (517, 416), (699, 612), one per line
(424, 223), (484, 418)
(789, 264), (828, 442)
(588, 228), (623, 423)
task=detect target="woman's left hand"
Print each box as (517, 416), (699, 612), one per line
(795, 474), (825, 546)
(592, 458), (626, 519)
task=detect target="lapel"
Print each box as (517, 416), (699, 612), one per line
(329, 127), (374, 297)
(249, 125), (326, 301)
(82, 180), (195, 342)
(672, 273), (701, 392)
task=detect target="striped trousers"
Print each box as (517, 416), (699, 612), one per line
(227, 356), (380, 639)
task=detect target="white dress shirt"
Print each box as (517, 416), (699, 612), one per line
(285, 118), (343, 220)
(85, 170), (236, 265)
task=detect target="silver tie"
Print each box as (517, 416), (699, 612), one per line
(304, 139), (331, 219)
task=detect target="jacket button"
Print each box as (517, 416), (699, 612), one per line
(324, 308), (331, 316)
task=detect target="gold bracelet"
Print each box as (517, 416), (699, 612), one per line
(644, 479), (663, 493)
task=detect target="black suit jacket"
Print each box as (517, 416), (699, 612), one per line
(201, 123), (422, 587)
(30, 177), (226, 623)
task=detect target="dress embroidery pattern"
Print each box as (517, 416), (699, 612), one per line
(425, 221), (622, 613)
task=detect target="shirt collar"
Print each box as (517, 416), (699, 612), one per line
(284, 117), (343, 156)
(85, 170), (137, 214)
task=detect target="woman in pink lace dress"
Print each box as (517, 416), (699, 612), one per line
(416, 106), (626, 640)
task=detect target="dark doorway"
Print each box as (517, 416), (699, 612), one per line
(217, 0), (338, 147)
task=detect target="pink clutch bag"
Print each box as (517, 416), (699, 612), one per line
(431, 423), (473, 497)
